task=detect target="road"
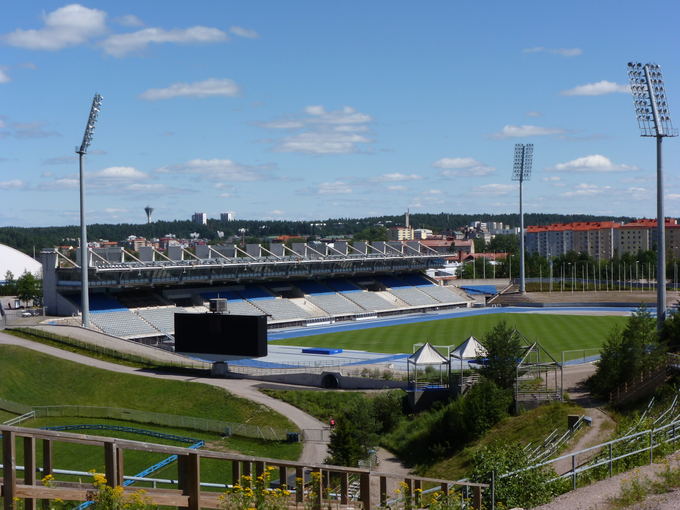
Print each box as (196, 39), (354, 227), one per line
(0, 330), (328, 464)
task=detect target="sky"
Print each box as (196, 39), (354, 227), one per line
(1, 1), (679, 227)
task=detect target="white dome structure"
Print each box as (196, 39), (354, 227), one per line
(0, 244), (42, 281)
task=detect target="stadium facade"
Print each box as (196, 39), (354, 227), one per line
(41, 240), (472, 344)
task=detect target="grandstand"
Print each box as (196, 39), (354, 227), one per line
(41, 241), (472, 343)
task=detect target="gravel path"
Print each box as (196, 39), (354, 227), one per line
(0, 330), (328, 464)
(534, 451), (680, 510)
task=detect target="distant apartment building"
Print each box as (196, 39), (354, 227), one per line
(192, 212), (207, 225)
(526, 218), (680, 259)
(220, 212), (236, 222)
(388, 226), (414, 241)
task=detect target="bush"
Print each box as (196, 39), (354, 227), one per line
(469, 442), (556, 509)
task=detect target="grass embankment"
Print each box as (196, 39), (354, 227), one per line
(0, 409), (18, 422)
(271, 314), (626, 359)
(420, 401), (586, 480)
(0, 345), (302, 461)
(263, 388), (586, 480)
(261, 389), (369, 422)
(7, 327), (203, 370)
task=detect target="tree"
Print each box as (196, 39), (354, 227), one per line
(353, 226), (388, 242)
(660, 309), (680, 352)
(588, 306), (664, 398)
(16, 271), (41, 306)
(325, 401), (378, 466)
(1, 270), (17, 296)
(478, 321), (524, 390)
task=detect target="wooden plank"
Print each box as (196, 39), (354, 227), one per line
(179, 453), (201, 510)
(41, 439), (52, 510)
(104, 442), (120, 487)
(379, 476), (387, 507)
(340, 472), (348, 505)
(231, 461), (241, 486)
(359, 472), (371, 510)
(295, 467), (304, 504)
(3, 430), (17, 510)
(23, 436), (36, 510)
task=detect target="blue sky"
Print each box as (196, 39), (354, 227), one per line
(1, 1), (679, 227)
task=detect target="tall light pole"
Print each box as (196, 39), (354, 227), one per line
(76, 93), (103, 328)
(627, 63), (677, 329)
(512, 143), (533, 294)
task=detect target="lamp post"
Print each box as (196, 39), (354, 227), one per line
(627, 62), (677, 328)
(512, 144), (533, 294)
(76, 93), (103, 329)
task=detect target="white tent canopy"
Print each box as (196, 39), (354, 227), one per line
(451, 336), (488, 360)
(0, 243), (42, 282)
(409, 342), (449, 365)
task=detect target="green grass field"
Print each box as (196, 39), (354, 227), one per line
(271, 313), (627, 359)
(0, 345), (295, 430)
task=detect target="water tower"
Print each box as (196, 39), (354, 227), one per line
(144, 205), (154, 224)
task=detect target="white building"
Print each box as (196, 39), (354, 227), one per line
(220, 212), (236, 222)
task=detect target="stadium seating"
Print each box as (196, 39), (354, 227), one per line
(343, 291), (396, 311)
(239, 285), (275, 300)
(306, 293), (364, 315)
(254, 298), (311, 321)
(399, 274), (433, 287)
(323, 279), (362, 292)
(222, 299), (266, 316)
(90, 310), (159, 338)
(417, 285), (469, 303)
(75, 294), (127, 312)
(136, 307), (186, 334)
(386, 286), (439, 306)
(295, 280), (334, 294)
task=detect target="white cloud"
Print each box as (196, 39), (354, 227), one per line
(11, 121), (60, 138)
(270, 209), (285, 215)
(90, 166), (149, 180)
(3, 4), (107, 50)
(561, 183), (612, 197)
(101, 26), (228, 57)
(318, 181), (352, 194)
(471, 183), (515, 196)
(372, 173), (422, 182)
(0, 179), (25, 190)
(230, 26), (258, 38)
(523, 47), (582, 57)
(139, 78), (239, 100)
(157, 158), (268, 181)
(0, 68), (10, 83)
(561, 80), (630, 96)
(262, 106), (373, 154)
(433, 157), (495, 176)
(551, 154), (637, 172)
(387, 185), (407, 191)
(542, 176), (561, 182)
(114, 14), (144, 27)
(527, 111), (542, 117)
(490, 125), (567, 139)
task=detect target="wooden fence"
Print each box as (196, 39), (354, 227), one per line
(0, 425), (487, 510)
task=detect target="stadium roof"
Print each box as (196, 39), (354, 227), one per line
(0, 243), (42, 281)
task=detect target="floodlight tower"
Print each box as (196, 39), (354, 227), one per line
(76, 93), (103, 328)
(627, 63), (677, 329)
(512, 143), (533, 294)
(144, 205), (154, 224)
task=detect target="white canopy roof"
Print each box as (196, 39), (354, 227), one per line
(408, 342), (449, 365)
(0, 243), (41, 281)
(451, 336), (488, 360)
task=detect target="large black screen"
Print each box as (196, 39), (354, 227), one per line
(174, 313), (267, 357)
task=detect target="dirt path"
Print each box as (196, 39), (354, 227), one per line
(553, 364), (616, 475)
(534, 451), (680, 510)
(0, 331), (328, 464)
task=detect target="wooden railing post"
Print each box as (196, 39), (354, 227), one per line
(379, 476), (387, 507)
(359, 472), (371, 510)
(232, 460), (241, 486)
(340, 471), (349, 505)
(414, 479), (422, 507)
(178, 452), (201, 510)
(295, 467), (304, 503)
(472, 486), (483, 509)
(3, 430), (17, 510)
(23, 436), (36, 510)
(104, 442), (124, 487)
(41, 439), (52, 510)
(255, 461), (265, 478)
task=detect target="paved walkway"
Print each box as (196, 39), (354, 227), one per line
(0, 330), (328, 464)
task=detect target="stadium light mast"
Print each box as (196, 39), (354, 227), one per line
(627, 63), (677, 329)
(512, 143), (533, 294)
(76, 93), (103, 329)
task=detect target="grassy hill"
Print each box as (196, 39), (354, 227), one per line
(271, 313), (626, 358)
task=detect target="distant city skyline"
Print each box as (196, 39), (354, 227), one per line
(0, 1), (678, 227)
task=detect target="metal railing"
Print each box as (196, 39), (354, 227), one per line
(491, 417), (680, 509)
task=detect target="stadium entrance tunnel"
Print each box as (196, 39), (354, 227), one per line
(321, 372), (341, 389)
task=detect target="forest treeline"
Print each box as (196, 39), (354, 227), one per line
(1, 212), (635, 256)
